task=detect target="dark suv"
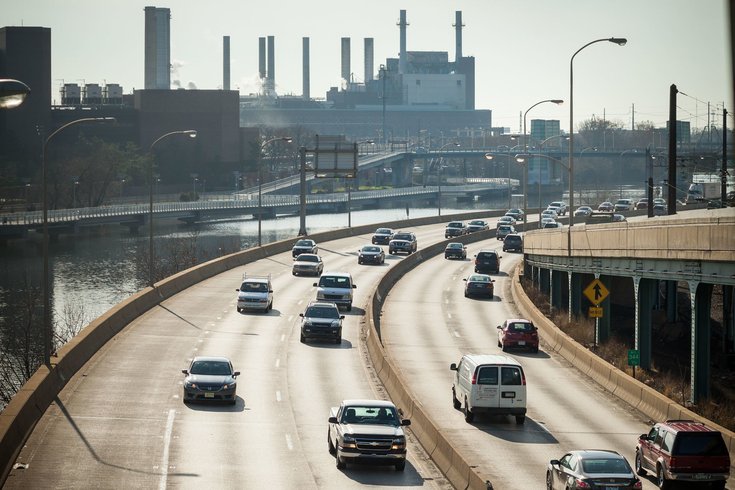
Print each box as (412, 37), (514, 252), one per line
(635, 419), (730, 489)
(502, 234), (523, 252)
(474, 250), (501, 274)
(299, 301), (344, 344)
(388, 231), (417, 255)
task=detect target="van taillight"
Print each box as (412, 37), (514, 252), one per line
(471, 371), (477, 385)
(521, 371), (526, 386)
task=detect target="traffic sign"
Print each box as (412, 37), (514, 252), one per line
(628, 349), (640, 366)
(588, 306), (603, 318)
(583, 278), (609, 305)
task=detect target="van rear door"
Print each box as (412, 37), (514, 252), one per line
(499, 365), (525, 409)
(473, 366), (499, 408)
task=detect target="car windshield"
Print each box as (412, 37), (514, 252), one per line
(295, 240), (313, 247)
(469, 221), (484, 226)
(447, 243), (463, 249)
(469, 275), (490, 282)
(509, 322), (533, 332)
(448, 222), (462, 228)
(362, 246), (380, 252)
(305, 306), (340, 319)
(319, 276), (350, 288)
(580, 457), (631, 474)
(241, 281), (268, 292)
(393, 234), (411, 240)
(341, 405), (399, 425)
(190, 360), (232, 376)
(297, 255), (318, 262)
(375, 228), (391, 234)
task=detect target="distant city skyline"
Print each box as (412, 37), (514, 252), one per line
(3, 0), (732, 133)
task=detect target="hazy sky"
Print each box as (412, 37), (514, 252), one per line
(3, 0), (732, 132)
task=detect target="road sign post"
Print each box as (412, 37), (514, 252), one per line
(628, 349), (640, 379)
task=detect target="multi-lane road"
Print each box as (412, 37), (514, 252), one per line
(5, 218), (731, 489)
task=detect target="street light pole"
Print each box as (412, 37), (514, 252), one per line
(569, 37), (627, 230)
(149, 130), (197, 287)
(258, 136), (293, 246)
(42, 116), (115, 365)
(437, 142), (460, 216)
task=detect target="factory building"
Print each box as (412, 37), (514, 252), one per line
(144, 6), (171, 90)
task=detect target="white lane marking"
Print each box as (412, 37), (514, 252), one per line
(159, 409), (175, 490)
(285, 433), (293, 451)
(280, 334), (285, 342)
(275, 358), (280, 368)
(454, 330), (461, 338)
(275, 391), (282, 402)
(447, 312), (452, 319)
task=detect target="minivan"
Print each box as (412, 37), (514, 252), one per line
(474, 250), (501, 274)
(314, 272), (356, 311)
(450, 354), (527, 424)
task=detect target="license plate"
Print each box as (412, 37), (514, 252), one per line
(204, 392), (214, 398)
(518, 341), (525, 346)
(693, 474), (711, 480)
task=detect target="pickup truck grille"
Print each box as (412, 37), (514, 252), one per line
(355, 436), (393, 452)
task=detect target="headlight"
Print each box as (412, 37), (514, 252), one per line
(341, 434), (356, 448)
(331, 321), (340, 328)
(186, 381), (198, 389)
(223, 382), (236, 389)
(391, 436), (406, 449)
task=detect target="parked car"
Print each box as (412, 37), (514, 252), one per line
(371, 227), (394, 245)
(292, 253), (324, 276)
(314, 272), (356, 311)
(463, 273), (495, 298)
(182, 356), (239, 405)
(466, 219), (489, 233)
(548, 201), (567, 216)
(505, 208), (525, 221)
(598, 201), (614, 212)
(357, 245), (385, 265)
(445, 221), (468, 238)
(444, 242), (467, 260)
(614, 198), (635, 212)
(474, 250), (501, 274)
(292, 238), (318, 257)
(497, 224), (515, 240)
(388, 231), (417, 255)
(574, 206), (593, 217)
(547, 450), (641, 490)
(502, 233), (523, 252)
(497, 319), (539, 353)
(635, 419), (730, 489)
(236, 274), (273, 312)
(300, 300), (344, 344)
(328, 399), (410, 471)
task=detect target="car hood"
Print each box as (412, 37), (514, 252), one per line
(342, 423), (404, 436)
(187, 374), (234, 385)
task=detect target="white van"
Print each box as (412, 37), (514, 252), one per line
(313, 272), (356, 311)
(450, 354), (527, 424)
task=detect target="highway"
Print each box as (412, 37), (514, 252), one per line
(5, 217), (732, 489)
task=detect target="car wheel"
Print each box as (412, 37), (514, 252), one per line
(328, 430), (336, 455)
(498, 339), (502, 348)
(346, 304), (352, 311)
(463, 399), (474, 423)
(545, 470), (553, 490)
(452, 389), (461, 410)
(292, 271), (297, 276)
(711, 481), (726, 490)
(335, 336), (341, 345)
(515, 415), (525, 425)
(395, 460), (406, 471)
(336, 454), (346, 470)
(464, 291), (469, 298)
(300, 333), (306, 343)
(230, 398), (237, 406)
(358, 259), (362, 264)
(236, 307), (242, 313)
(634, 450), (646, 476)
(657, 465), (671, 489)
(502, 344), (508, 352)
(531, 346), (539, 354)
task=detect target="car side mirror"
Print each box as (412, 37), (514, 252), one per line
(639, 433), (649, 440)
(401, 419), (411, 426)
(496, 325), (502, 330)
(549, 459), (560, 466)
(450, 363), (458, 370)
(313, 282), (318, 287)
(233, 371), (241, 377)
(352, 284), (357, 289)
(491, 279), (495, 283)
(235, 289), (240, 292)
(299, 313), (304, 317)
(340, 315), (345, 320)
(328, 416), (338, 424)
(181, 369), (189, 375)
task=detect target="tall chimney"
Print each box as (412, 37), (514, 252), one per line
(267, 35), (275, 93)
(398, 9), (408, 74)
(341, 37), (351, 83)
(364, 38), (374, 82)
(302, 37), (310, 100)
(223, 36), (230, 90)
(258, 37), (266, 83)
(454, 11), (464, 62)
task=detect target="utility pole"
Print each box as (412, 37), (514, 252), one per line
(667, 84), (678, 215)
(722, 107), (728, 204)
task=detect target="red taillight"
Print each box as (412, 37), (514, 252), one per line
(574, 479), (591, 488)
(633, 481), (642, 489)
(520, 370), (526, 386)
(471, 370), (477, 385)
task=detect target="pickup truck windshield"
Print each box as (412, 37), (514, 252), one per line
(341, 406), (399, 425)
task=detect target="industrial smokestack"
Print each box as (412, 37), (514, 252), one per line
(398, 10), (408, 74)
(267, 35), (275, 93)
(258, 37), (266, 82)
(302, 37), (310, 100)
(454, 11), (464, 62)
(223, 36), (230, 90)
(364, 38), (374, 82)
(341, 37), (351, 83)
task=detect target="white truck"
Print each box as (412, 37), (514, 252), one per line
(327, 399), (410, 471)
(686, 173), (732, 203)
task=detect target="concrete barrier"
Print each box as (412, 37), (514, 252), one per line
(0, 209), (496, 486)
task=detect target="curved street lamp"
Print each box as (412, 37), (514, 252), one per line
(42, 116), (116, 365)
(437, 141), (460, 216)
(0, 78), (31, 109)
(516, 152), (568, 226)
(148, 130), (197, 286)
(258, 136), (292, 246)
(522, 99), (563, 224)
(484, 153), (513, 210)
(569, 37), (627, 228)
